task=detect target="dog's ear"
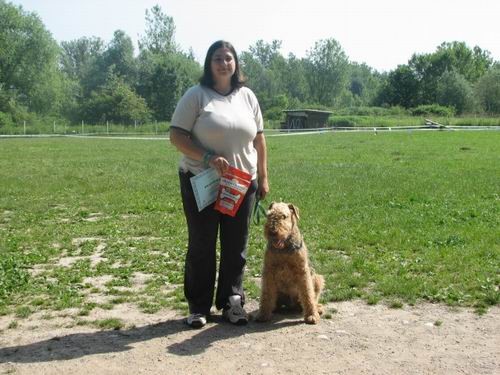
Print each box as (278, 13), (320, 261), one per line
(266, 202), (275, 216)
(288, 204), (300, 220)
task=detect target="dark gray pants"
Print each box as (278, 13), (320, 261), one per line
(179, 170), (257, 315)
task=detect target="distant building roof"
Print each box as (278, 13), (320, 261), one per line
(283, 109), (333, 114)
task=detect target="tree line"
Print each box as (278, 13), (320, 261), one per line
(1, 1), (499, 130)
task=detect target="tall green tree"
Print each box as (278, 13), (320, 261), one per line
(248, 39), (282, 68)
(375, 65), (420, 108)
(74, 30), (137, 99)
(304, 38), (349, 106)
(0, 1), (62, 115)
(240, 52), (268, 92)
(241, 40), (289, 111)
(475, 65), (500, 113)
(59, 37), (105, 121)
(60, 37), (105, 81)
(346, 62), (383, 106)
(101, 30), (136, 84)
(409, 41), (493, 104)
(432, 42), (493, 83)
(136, 52), (200, 121)
(139, 5), (177, 55)
(135, 5), (199, 120)
(82, 73), (151, 124)
(435, 70), (475, 114)
(283, 53), (309, 104)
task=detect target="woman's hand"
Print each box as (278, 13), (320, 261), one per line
(209, 155), (230, 176)
(253, 133), (269, 200)
(257, 176), (269, 200)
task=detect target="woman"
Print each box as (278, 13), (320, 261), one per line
(170, 40), (269, 328)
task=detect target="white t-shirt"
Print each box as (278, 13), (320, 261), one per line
(171, 84), (264, 178)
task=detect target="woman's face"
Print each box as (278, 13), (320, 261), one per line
(210, 47), (236, 83)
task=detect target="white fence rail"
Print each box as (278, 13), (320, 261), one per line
(1, 125), (500, 140)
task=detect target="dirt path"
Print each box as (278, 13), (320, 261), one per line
(0, 301), (498, 375)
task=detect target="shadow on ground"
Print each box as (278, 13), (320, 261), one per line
(166, 310), (304, 356)
(0, 309), (305, 363)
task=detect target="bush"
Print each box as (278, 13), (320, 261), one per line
(386, 106), (409, 116)
(335, 106), (409, 116)
(263, 106), (284, 121)
(0, 111), (73, 135)
(410, 104), (455, 117)
(265, 119), (282, 129)
(82, 75), (152, 124)
(328, 116), (357, 127)
(336, 107), (384, 116)
(0, 111), (13, 128)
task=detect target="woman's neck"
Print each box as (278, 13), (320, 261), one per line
(213, 80), (232, 95)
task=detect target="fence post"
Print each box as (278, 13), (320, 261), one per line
(107, 121), (109, 135)
(24, 121), (26, 135)
(53, 121), (56, 134)
(155, 120), (157, 135)
(81, 120), (84, 134)
(134, 120), (137, 131)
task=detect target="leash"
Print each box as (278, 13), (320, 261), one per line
(252, 196), (267, 225)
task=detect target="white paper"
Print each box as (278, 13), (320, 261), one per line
(190, 168), (220, 212)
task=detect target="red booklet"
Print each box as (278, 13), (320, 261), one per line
(214, 166), (252, 217)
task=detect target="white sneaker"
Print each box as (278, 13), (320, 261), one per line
(185, 313), (207, 329)
(223, 295), (248, 325)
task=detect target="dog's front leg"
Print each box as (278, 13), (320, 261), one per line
(298, 273), (320, 324)
(255, 275), (278, 322)
(313, 274), (325, 315)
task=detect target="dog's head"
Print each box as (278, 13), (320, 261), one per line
(264, 202), (300, 249)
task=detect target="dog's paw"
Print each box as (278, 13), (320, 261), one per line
(304, 312), (320, 324)
(317, 304), (324, 315)
(254, 312), (272, 322)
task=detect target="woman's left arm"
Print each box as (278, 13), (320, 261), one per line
(253, 132), (269, 199)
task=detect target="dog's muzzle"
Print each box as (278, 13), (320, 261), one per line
(265, 225), (286, 249)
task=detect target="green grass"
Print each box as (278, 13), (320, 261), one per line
(0, 131), (498, 322)
(92, 318), (125, 330)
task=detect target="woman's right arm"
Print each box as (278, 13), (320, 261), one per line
(170, 127), (205, 162)
(170, 128), (229, 175)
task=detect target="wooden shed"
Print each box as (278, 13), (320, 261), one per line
(282, 109), (332, 129)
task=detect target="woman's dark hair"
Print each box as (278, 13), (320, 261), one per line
(200, 40), (246, 89)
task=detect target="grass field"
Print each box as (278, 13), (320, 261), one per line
(0, 131), (499, 325)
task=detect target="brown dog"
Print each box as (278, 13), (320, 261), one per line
(256, 202), (324, 324)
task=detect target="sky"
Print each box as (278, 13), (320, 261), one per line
(8, 0), (500, 72)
